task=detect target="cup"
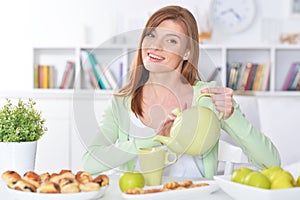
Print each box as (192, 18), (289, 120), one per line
(138, 147), (177, 186)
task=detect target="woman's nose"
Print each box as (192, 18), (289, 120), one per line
(150, 38), (163, 50)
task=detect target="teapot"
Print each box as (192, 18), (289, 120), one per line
(153, 93), (222, 155)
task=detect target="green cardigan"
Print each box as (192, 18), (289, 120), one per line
(82, 81), (281, 178)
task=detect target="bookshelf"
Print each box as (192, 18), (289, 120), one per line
(32, 44), (300, 96)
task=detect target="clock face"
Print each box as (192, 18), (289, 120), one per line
(210, 0), (256, 33)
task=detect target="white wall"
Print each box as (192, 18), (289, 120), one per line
(0, 0), (299, 90)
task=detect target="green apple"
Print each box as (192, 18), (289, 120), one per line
(231, 167), (253, 184)
(297, 176), (300, 187)
(261, 165), (283, 180)
(119, 171), (145, 192)
(271, 176), (294, 189)
(244, 171), (271, 189)
(270, 170), (295, 184)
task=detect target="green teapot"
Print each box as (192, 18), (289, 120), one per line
(153, 93), (222, 155)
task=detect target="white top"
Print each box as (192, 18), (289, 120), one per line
(129, 112), (204, 178)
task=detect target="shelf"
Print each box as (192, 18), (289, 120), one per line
(32, 44), (300, 96)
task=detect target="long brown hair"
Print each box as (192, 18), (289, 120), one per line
(117, 5), (200, 117)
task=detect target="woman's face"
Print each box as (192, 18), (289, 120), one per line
(141, 20), (189, 74)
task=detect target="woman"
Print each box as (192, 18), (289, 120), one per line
(82, 5), (280, 178)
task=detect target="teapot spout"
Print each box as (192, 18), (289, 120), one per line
(153, 135), (171, 145)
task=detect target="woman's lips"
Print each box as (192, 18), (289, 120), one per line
(147, 52), (165, 63)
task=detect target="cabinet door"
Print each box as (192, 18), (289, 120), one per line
(34, 99), (70, 173)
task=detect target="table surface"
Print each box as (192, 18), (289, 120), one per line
(0, 174), (233, 200)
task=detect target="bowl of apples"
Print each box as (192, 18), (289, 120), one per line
(214, 166), (300, 200)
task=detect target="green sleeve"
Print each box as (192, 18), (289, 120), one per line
(221, 101), (281, 169)
(194, 81), (281, 170)
(82, 96), (159, 175)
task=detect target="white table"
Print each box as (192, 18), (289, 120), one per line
(0, 175), (233, 200)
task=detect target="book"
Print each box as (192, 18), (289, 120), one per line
(80, 50), (95, 89)
(235, 63), (246, 91)
(86, 51), (107, 89)
(252, 63), (264, 91)
(289, 63), (300, 90)
(239, 63), (253, 91)
(282, 63), (299, 90)
(227, 63), (239, 89)
(60, 61), (75, 89)
(34, 64), (39, 88)
(261, 63), (271, 91)
(97, 64), (118, 90)
(245, 63), (256, 90)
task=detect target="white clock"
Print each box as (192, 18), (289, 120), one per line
(210, 0), (256, 33)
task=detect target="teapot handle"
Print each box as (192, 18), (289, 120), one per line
(196, 92), (224, 120)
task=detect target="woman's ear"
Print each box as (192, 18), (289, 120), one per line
(183, 50), (190, 60)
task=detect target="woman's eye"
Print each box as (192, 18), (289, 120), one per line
(167, 39), (178, 44)
(146, 32), (155, 38)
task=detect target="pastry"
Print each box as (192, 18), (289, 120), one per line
(163, 181), (179, 190)
(39, 172), (50, 182)
(59, 169), (76, 180)
(38, 181), (60, 193)
(1, 170), (21, 188)
(49, 173), (60, 184)
(23, 171), (41, 188)
(13, 179), (37, 192)
(75, 171), (93, 184)
(79, 182), (100, 192)
(93, 174), (109, 187)
(59, 178), (80, 193)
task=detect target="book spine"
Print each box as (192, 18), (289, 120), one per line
(261, 63), (270, 91)
(245, 63), (255, 90)
(100, 64), (118, 90)
(87, 52), (107, 89)
(288, 63), (300, 90)
(239, 63), (252, 91)
(34, 64), (39, 88)
(282, 63), (298, 90)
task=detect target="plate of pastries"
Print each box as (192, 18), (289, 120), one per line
(122, 180), (219, 200)
(1, 169), (109, 200)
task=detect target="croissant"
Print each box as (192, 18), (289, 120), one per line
(1, 170), (21, 188)
(23, 171), (41, 188)
(13, 179), (37, 192)
(93, 174), (109, 187)
(75, 171), (93, 184)
(79, 182), (100, 192)
(38, 181), (60, 193)
(59, 178), (80, 193)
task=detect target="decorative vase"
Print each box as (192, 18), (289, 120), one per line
(0, 141), (37, 176)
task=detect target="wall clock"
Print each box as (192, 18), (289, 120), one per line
(210, 0), (256, 33)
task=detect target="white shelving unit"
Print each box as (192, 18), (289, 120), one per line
(33, 44), (300, 96)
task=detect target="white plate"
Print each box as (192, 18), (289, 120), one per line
(122, 180), (219, 200)
(214, 175), (300, 200)
(6, 185), (108, 200)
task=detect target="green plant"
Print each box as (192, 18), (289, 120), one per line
(0, 98), (47, 142)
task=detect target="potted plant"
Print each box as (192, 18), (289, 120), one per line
(0, 98), (47, 175)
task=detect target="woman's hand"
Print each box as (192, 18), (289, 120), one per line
(201, 87), (234, 120)
(156, 114), (176, 137)
(156, 103), (187, 137)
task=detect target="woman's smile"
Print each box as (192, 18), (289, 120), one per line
(147, 51), (165, 63)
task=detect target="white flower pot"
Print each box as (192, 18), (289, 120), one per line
(0, 141), (37, 176)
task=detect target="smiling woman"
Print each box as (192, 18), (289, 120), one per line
(82, 5), (280, 180)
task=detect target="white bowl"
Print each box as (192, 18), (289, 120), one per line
(214, 175), (300, 200)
